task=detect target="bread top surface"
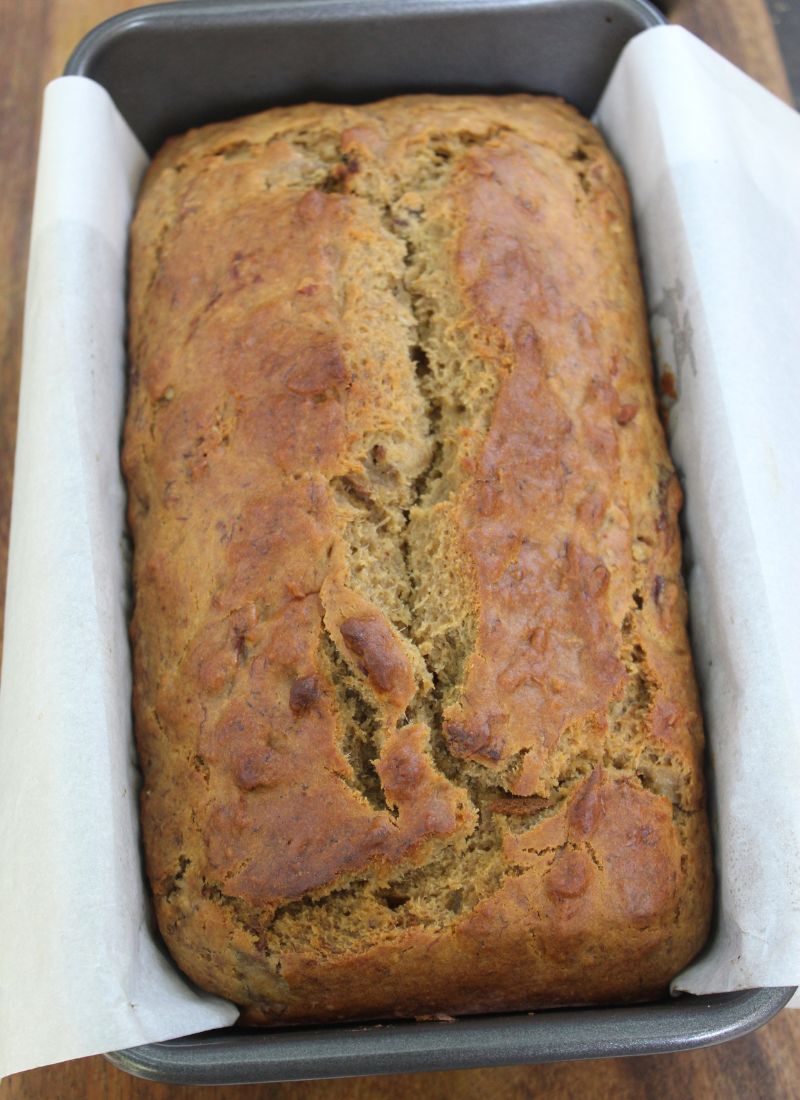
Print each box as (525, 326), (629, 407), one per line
(124, 94), (711, 1022)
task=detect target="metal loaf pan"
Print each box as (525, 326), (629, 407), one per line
(64, 0), (794, 1084)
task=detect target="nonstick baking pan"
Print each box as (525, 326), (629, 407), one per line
(68, 0), (667, 152)
(64, 0), (795, 1084)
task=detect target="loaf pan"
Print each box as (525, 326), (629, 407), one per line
(64, 0), (794, 1084)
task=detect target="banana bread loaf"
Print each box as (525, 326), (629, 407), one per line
(123, 95), (712, 1023)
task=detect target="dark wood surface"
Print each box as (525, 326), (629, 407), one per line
(0, 1), (796, 1096)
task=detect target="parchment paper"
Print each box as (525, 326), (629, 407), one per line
(596, 26), (800, 996)
(0, 78), (238, 1081)
(1, 26), (799, 1077)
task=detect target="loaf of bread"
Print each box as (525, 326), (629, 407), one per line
(123, 95), (712, 1023)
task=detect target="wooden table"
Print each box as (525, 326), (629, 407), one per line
(0, 1), (795, 1096)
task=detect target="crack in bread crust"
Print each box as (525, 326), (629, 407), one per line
(125, 94), (712, 1024)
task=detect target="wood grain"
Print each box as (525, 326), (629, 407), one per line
(671, 0), (793, 103)
(0, 0), (796, 1097)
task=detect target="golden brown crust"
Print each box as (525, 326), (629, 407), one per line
(124, 94), (712, 1023)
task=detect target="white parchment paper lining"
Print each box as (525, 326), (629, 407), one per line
(1, 25), (799, 1078)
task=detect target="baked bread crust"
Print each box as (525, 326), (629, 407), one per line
(124, 95), (712, 1023)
